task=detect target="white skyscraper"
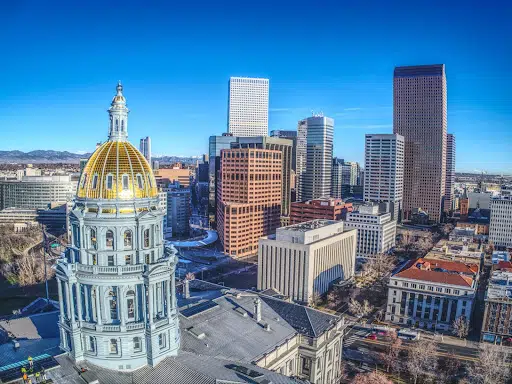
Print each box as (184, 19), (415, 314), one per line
(364, 134), (404, 220)
(489, 196), (512, 248)
(228, 77), (269, 137)
(139, 136), (151, 165)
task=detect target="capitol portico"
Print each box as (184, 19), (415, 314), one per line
(53, 82), (180, 371)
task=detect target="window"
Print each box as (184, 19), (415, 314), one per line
(446, 289), (451, 294)
(454, 290), (460, 295)
(108, 255), (115, 266)
(300, 357), (311, 375)
(91, 174), (98, 189)
(136, 174), (144, 189)
(287, 359), (293, 374)
(88, 336), (95, 352)
(109, 290), (118, 320)
(125, 254), (132, 265)
(144, 229), (150, 248)
(122, 174), (129, 190)
(106, 230), (114, 250)
(436, 287), (443, 292)
(81, 173), (87, 188)
(127, 290), (135, 319)
(124, 230), (132, 249)
(90, 228), (97, 249)
(403, 282), (409, 287)
(106, 174), (113, 190)
(110, 339), (118, 354)
(133, 337), (142, 352)
(158, 333), (166, 349)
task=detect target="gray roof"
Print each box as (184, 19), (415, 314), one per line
(259, 295), (339, 338)
(47, 352), (306, 384)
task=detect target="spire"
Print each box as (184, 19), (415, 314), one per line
(108, 81), (129, 141)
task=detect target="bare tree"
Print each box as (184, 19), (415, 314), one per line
(352, 371), (393, 384)
(438, 351), (462, 384)
(311, 291), (322, 308)
(379, 330), (402, 373)
(452, 316), (470, 339)
(4, 251), (54, 286)
(469, 344), (510, 384)
(405, 339), (438, 384)
(348, 298), (374, 318)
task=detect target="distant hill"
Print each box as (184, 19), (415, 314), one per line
(0, 150), (199, 165)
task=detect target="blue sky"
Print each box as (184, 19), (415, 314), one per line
(0, 1), (510, 173)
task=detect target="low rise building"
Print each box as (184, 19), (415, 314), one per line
(385, 258), (479, 331)
(290, 198), (352, 224)
(258, 219), (356, 304)
(492, 251), (511, 265)
(456, 221), (489, 235)
(481, 269), (512, 345)
(426, 240), (484, 264)
(344, 203), (396, 258)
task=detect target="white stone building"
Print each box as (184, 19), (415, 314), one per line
(257, 219), (356, 304)
(489, 196), (512, 248)
(385, 258), (478, 331)
(344, 204), (396, 258)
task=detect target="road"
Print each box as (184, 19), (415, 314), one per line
(343, 325), (480, 363)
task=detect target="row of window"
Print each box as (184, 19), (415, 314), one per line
(81, 173), (152, 191)
(88, 333), (167, 355)
(86, 228), (152, 250)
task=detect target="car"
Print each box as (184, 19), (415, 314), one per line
(366, 334), (377, 340)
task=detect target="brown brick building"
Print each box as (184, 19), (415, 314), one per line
(217, 148), (282, 258)
(290, 198), (352, 225)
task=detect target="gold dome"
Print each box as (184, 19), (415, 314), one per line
(77, 141), (157, 200)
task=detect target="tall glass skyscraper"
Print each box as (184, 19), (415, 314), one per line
(228, 77), (269, 137)
(393, 64), (447, 223)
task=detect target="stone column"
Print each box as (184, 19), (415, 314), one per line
(95, 286), (102, 325)
(171, 275), (176, 310)
(420, 295), (428, 319)
(438, 299), (444, 322)
(166, 280), (172, 318)
(84, 285), (90, 321)
(68, 282), (76, 324)
(65, 281), (72, 320)
(446, 299), (453, 323)
(76, 282), (83, 323)
(119, 287), (126, 326)
(148, 283), (154, 325)
(57, 278), (65, 322)
(412, 295), (419, 318)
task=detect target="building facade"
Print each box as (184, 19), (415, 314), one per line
(217, 148), (282, 258)
(271, 129), (298, 174)
(290, 198), (352, 225)
(385, 258), (478, 331)
(344, 204), (396, 258)
(302, 116), (334, 201)
(139, 136), (151, 165)
(393, 64), (447, 223)
(489, 196), (512, 248)
(296, 119), (307, 202)
(444, 133), (456, 213)
(331, 158), (344, 199)
(0, 175), (75, 210)
(258, 220), (356, 304)
(54, 82), (180, 371)
(165, 187), (191, 236)
(228, 77), (269, 137)
(481, 269), (512, 345)
(363, 134), (404, 221)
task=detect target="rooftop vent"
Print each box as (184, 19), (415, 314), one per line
(187, 326), (206, 339)
(235, 307), (248, 317)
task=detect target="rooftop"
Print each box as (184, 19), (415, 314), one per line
(279, 219), (338, 232)
(487, 270), (512, 301)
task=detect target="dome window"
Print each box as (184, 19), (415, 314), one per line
(92, 174), (99, 189)
(122, 174), (129, 190)
(106, 174), (113, 190)
(148, 176), (153, 188)
(136, 174), (144, 189)
(81, 173), (87, 189)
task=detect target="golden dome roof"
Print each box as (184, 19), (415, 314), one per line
(77, 141), (158, 200)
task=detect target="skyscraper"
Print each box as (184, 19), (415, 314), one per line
(393, 64), (447, 223)
(139, 136), (151, 165)
(228, 77), (269, 137)
(331, 158), (344, 199)
(217, 148), (282, 258)
(302, 116), (334, 201)
(295, 119), (307, 202)
(444, 133), (456, 213)
(364, 134), (404, 221)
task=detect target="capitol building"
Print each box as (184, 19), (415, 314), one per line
(0, 84), (345, 384)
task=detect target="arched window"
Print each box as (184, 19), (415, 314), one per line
(148, 176), (153, 188)
(106, 230), (114, 250)
(81, 173), (88, 189)
(133, 337), (142, 352)
(92, 174), (99, 189)
(127, 290), (135, 319)
(108, 289), (118, 320)
(121, 120), (125, 132)
(143, 229), (150, 248)
(136, 174), (144, 189)
(122, 174), (129, 190)
(115, 119), (119, 131)
(90, 228), (97, 249)
(124, 230), (132, 249)
(106, 174), (113, 190)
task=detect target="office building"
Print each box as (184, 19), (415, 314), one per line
(258, 220), (356, 304)
(155, 168), (191, 187)
(151, 160), (159, 171)
(363, 134), (404, 220)
(444, 133), (456, 213)
(139, 136), (151, 165)
(489, 196), (512, 248)
(16, 165), (41, 180)
(331, 158), (344, 199)
(302, 116), (334, 201)
(164, 186), (191, 236)
(344, 204), (396, 258)
(231, 136), (293, 218)
(295, 119), (307, 202)
(271, 129), (298, 173)
(228, 77), (269, 137)
(482, 269), (512, 345)
(393, 64), (447, 222)
(208, 134), (238, 227)
(290, 198), (353, 225)
(0, 175), (75, 210)
(217, 148), (282, 258)
(385, 258), (478, 331)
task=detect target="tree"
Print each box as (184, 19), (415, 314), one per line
(362, 253), (396, 281)
(452, 316), (470, 339)
(405, 339), (438, 384)
(379, 330), (402, 373)
(437, 352), (462, 384)
(352, 371), (393, 384)
(468, 344), (510, 384)
(348, 298), (374, 318)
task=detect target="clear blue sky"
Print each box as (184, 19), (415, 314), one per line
(0, 1), (510, 173)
